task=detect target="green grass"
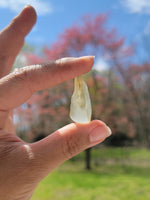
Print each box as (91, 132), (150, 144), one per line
(31, 147), (150, 200)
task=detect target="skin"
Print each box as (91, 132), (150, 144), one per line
(0, 5), (111, 200)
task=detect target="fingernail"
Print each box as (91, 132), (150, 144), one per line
(106, 126), (112, 136)
(25, 4), (31, 8)
(80, 55), (95, 59)
(89, 125), (111, 143)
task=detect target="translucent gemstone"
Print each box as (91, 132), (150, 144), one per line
(70, 76), (92, 123)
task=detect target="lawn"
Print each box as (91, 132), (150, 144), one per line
(31, 147), (150, 200)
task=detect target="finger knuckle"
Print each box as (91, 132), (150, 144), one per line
(13, 67), (26, 80)
(62, 134), (81, 160)
(13, 67), (33, 94)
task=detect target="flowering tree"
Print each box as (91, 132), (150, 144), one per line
(25, 13), (132, 127)
(115, 62), (150, 146)
(15, 13), (150, 169)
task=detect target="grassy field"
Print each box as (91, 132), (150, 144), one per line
(31, 147), (150, 200)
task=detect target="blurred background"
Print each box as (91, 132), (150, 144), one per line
(1, 0), (150, 199)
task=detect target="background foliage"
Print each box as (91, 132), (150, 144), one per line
(13, 10), (150, 200)
(15, 14), (150, 147)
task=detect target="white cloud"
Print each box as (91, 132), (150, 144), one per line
(93, 58), (109, 71)
(121, 0), (150, 14)
(0, 0), (52, 16)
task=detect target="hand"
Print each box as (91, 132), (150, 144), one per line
(0, 5), (111, 200)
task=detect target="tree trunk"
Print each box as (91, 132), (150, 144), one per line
(85, 148), (92, 170)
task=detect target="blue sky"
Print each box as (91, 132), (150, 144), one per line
(0, 0), (150, 65)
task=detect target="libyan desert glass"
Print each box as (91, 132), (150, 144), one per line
(70, 76), (92, 123)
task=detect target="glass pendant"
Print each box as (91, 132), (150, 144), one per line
(70, 76), (92, 123)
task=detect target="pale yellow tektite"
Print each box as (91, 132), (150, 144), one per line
(70, 76), (92, 123)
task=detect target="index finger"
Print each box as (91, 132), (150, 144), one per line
(0, 56), (94, 110)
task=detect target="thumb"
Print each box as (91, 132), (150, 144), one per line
(30, 120), (111, 180)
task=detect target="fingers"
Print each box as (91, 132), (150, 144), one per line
(30, 120), (111, 179)
(0, 56), (94, 110)
(0, 5), (37, 77)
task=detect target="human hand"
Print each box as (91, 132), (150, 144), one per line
(0, 5), (111, 200)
